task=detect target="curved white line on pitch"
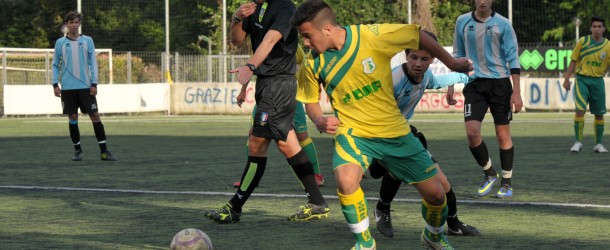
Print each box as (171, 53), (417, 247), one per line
(1, 185), (608, 209)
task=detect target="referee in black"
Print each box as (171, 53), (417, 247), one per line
(204, 0), (329, 224)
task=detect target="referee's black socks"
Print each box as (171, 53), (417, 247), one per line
(288, 150), (325, 205)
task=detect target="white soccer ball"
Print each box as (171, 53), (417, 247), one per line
(170, 228), (213, 250)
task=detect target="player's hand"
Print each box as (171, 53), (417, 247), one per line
(228, 65), (254, 86)
(89, 86), (97, 96)
(449, 58), (473, 74)
(316, 116), (339, 135)
(236, 87), (246, 107)
(53, 86), (61, 97)
(446, 86), (457, 105)
(236, 1), (257, 19)
(511, 92), (523, 113)
(446, 93), (457, 105)
(562, 79), (571, 91)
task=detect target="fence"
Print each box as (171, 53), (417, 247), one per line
(1, 48), (249, 85)
(0, 48), (251, 114)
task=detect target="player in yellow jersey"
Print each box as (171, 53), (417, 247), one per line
(563, 16), (610, 153)
(291, 1), (472, 249)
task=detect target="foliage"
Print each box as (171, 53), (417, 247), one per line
(98, 54), (163, 84)
(431, 0), (472, 46)
(2, 0), (610, 53)
(0, 0), (70, 48)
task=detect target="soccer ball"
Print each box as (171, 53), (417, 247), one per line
(170, 228), (213, 250)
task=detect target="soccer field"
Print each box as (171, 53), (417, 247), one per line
(0, 113), (609, 249)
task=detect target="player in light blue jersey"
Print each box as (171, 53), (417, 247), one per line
(368, 31), (481, 238)
(453, 0), (523, 199)
(52, 11), (117, 162)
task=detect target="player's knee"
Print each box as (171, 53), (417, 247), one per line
(440, 176), (451, 192)
(495, 129), (512, 145)
(423, 191), (446, 206)
(89, 113), (101, 123)
(335, 166), (362, 194)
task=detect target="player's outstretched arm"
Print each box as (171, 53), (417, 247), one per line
(419, 30), (472, 73)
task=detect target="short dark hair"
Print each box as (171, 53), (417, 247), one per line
(291, 0), (336, 28)
(64, 11), (82, 23)
(591, 16), (605, 27)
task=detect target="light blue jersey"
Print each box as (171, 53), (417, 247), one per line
(392, 65), (469, 120)
(52, 35), (98, 90)
(453, 11), (519, 83)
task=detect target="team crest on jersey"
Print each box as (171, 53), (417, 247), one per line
(362, 57), (376, 74)
(366, 24), (379, 35)
(601, 51), (607, 60)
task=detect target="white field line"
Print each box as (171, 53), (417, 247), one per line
(20, 117), (576, 124)
(20, 116), (251, 123)
(1, 185), (608, 209)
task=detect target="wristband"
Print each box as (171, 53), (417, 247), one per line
(246, 63), (259, 75)
(233, 13), (243, 23)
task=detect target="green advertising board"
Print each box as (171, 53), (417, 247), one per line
(519, 47), (573, 72)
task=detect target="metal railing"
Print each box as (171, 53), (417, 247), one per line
(1, 48), (250, 85)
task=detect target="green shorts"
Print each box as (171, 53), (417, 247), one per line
(251, 100), (309, 133)
(574, 75), (607, 115)
(333, 129), (437, 184)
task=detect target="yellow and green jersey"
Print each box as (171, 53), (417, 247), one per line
(572, 35), (610, 77)
(296, 45), (305, 65)
(297, 24), (421, 138)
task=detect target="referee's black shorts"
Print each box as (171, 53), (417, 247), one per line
(251, 75), (297, 141)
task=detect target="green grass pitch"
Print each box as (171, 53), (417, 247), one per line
(0, 113), (609, 249)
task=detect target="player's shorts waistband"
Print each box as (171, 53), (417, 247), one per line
(576, 74), (603, 79)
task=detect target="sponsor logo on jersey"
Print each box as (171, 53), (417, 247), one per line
(342, 80), (382, 104)
(325, 56), (337, 73)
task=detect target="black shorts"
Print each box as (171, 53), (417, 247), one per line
(463, 78), (513, 125)
(252, 75), (297, 141)
(61, 89), (99, 115)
